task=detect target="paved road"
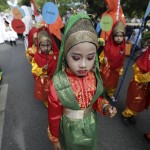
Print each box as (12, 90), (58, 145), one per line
(0, 40), (150, 150)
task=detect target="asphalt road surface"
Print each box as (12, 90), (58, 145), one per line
(0, 39), (150, 150)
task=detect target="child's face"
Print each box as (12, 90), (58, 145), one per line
(66, 42), (96, 77)
(113, 32), (124, 45)
(39, 37), (51, 53)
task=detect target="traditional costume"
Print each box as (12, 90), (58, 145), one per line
(99, 21), (126, 101)
(122, 45), (150, 123)
(3, 19), (18, 45)
(48, 12), (111, 150)
(31, 26), (59, 106)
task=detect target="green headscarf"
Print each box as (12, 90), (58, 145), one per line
(52, 12), (104, 109)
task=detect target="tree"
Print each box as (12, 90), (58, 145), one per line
(122, 0), (149, 18)
(86, 0), (149, 19)
(21, 0), (31, 6)
(0, 0), (9, 12)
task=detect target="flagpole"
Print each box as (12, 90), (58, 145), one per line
(116, 0), (121, 21)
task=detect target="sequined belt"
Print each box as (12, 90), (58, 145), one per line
(63, 106), (92, 119)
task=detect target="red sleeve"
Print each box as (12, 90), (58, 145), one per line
(93, 96), (109, 114)
(48, 80), (63, 138)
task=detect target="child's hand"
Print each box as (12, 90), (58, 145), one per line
(53, 142), (62, 150)
(43, 64), (48, 71)
(104, 105), (117, 118)
(103, 57), (108, 64)
(28, 56), (32, 61)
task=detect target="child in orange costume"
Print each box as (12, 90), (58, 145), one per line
(26, 27), (37, 63)
(99, 21), (126, 102)
(31, 26), (59, 107)
(100, 0), (126, 41)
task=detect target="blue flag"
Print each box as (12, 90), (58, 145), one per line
(144, 1), (150, 18)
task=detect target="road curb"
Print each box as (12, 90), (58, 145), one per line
(0, 84), (8, 150)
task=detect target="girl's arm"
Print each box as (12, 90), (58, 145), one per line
(31, 59), (47, 76)
(93, 96), (117, 117)
(133, 64), (150, 83)
(48, 81), (63, 144)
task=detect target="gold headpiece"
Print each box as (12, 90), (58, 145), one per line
(64, 19), (98, 55)
(113, 21), (125, 36)
(38, 29), (51, 43)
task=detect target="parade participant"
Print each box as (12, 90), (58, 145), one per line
(4, 19), (18, 46)
(47, 12), (117, 150)
(31, 26), (59, 107)
(121, 39), (150, 126)
(100, 0), (126, 41)
(99, 21), (126, 102)
(26, 27), (37, 63)
(42, 15), (64, 49)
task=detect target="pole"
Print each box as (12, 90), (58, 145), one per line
(116, 0), (121, 21)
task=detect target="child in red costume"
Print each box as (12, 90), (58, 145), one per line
(121, 39), (150, 125)
(99, 21), (126, 102)
(31, 26), (59, 107)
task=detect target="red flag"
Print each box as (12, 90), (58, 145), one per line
(30, 0), (38, 16)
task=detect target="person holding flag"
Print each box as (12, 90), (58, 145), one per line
(121, 38), (150, 126)
(47, 12), (117, 150)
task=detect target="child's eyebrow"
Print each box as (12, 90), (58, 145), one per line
(71, 52), (96, 55)
(88, 52), (96, 55)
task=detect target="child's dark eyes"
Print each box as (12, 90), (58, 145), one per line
(72, 56), (80, 61)
(115, 35), (124, 38)
(39, 42), (51, 49)
(87, 55), (95, 60)
(71, 55), (95, 61)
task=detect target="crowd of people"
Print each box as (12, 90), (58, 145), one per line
(25, 15), (149, 150)
(0, 1), (150, 149)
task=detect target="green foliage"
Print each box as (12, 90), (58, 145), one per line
(86, 0), (149, 18)
(21, 0), (31, 6)
(0, 0), (149, 19)
(141, 31), (150, 46)
(121, 0), (149, 18)
(0, 0), (9, 12)
(86, 0), (105, 17)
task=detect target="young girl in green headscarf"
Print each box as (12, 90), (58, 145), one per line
(47, 12), (117, 150)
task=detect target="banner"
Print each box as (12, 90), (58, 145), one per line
(30, 0), (38, 16)
(144, 1), (150, 18)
